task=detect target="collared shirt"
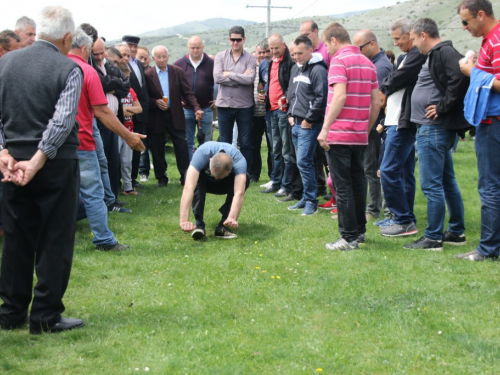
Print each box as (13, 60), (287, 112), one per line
(314, 41), (332, 67)
(156, 65), (169, 99)
(189, 54), (203, 71)
(477, 21), (500, 79)
(129, 57), (142, 86)
(269, 55), (284, 111)
(68, 54), (108, 151)
(214, 48), (256, 108)
(326, 45), (378, 145)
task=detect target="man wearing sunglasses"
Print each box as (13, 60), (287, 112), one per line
(455, 0), (500, 261)
(214, 26), (256, 167)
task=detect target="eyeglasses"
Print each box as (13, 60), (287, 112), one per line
(230, 38), (243, 43)
(461, 17), (475, 26)
(359, 40), (374, 51)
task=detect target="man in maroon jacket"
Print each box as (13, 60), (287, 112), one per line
(145, 45), (203, 187)
(174, 35), (214, 161)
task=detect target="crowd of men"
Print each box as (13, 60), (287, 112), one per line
(0, 0), (499, 334)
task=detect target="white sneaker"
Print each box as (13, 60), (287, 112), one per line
(325, 238), (359, 251)
(139, 174), (148, 182)
(260, 181), (273, 189)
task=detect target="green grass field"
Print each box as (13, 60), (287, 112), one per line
(1, 137), (499, 374)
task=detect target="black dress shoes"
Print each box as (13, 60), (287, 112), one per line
(0, 315), (29, 330)
(30, 317), (85, 335)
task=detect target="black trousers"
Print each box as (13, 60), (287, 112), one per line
(326, 145), (367, 242)
(131, 120), (145, 182)
(149, 111), (190, 184)
(249, 115), (272, 181)
(315, 146), (328, 193)
(193, 172), (250, 229)
(0, 159), (79, 330)
(99, 126), (120, 197)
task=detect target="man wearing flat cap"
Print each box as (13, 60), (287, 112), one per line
(122, 35), (149, 188)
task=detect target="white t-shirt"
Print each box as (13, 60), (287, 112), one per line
(385, 55), (407, 126)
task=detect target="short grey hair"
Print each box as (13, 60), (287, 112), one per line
(152, 45), (169, 56)
(390, 18), (413, 34)
(259, 38), (269, 50)
(37, 6), (75, 41)
(15, 16), (36, 32)
(211, 153), (233, 178)
(71, 27), (92, 51)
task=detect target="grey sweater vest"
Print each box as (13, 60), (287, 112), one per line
(0, 40), (81, 159)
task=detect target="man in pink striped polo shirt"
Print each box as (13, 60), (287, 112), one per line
(317, 22), (380, 251)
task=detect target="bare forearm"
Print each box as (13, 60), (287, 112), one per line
(179, 190), (194, 223)
(494, 79), (500, 93)
(227, 192), (245, 221)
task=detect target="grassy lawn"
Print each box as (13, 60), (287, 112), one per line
(1, 137), (499, 374)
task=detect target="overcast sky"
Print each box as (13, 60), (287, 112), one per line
(1, 0), (402, 41)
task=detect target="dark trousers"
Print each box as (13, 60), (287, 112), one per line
(327, 145), (367, 242)
(131, 120), (145, 182)
(193, 172), (250, 229)
(363, 129), (382, 217)
(315, 146), (328, 194)
(0, 159), (79, 330)
(218, 107), (254, 167)
(99, 126), (120, 197)
(149, 111), (190, 184)
(249, 115), (272, 181)
(139, 126), (151, 176)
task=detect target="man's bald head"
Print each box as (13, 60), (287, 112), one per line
(353, 29), (380, 59)
(268, 33), (285, 59)
(187, 35), (204, 62)
(92, 38), (106, 65)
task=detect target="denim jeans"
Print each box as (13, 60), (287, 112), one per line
(475, 118), (500, 257)
(416, 124), (465, 240)
(364, 129), (382, 217)
(93, 120), (115, 206)
(380, 126), (416, 224)
(270, 109), (292, 192)
(217, 107), (253, 166)
(265, 112), (274, 180)
(327, 145), (367, 242)
(291, 123), (320, 204)
(77, 150), (117, 246)
(185, 107), (213, 161)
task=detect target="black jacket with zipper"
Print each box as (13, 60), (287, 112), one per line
(264, 46), (295, 111)
(287, 53), (328, 124)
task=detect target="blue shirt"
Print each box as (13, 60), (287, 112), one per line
(155, 65), (169, 99)
(190, 141), (247, 176)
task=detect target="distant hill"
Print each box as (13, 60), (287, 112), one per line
(109, 0), (500, 62)
(139, 18), (257, 37)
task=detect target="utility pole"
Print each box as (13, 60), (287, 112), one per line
(246, 0), (292, 37)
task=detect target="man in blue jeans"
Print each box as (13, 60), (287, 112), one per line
(174, 36), (214, 161)
(286, 35), (328, 216)
(379, 18), (426, 237)
(213, 26), (256, 166)
(403, 18), (468, 251)
(259, 33), (295, 198)
(455, 0), (500, 261)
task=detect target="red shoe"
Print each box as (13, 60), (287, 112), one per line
(319, 197), (336, 209)
(330, 208), (338, 215)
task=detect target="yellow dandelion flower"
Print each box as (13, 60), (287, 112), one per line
(271, 276), (275, 279)
(276, 276), (281, 279)
(154, 270), (158, 273)
(261, 270), (267, 273)
(255, 241), (258, 244)
(316, 369), (323, 373)
(259, 254), (263, 256)
(255, 266), (260, 269)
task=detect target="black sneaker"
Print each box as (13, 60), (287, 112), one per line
(191, 228), (206, 241)
(443, 231), (466, 245)
(214, 226), (237, 239)
(96, 242), (130, 251)
(115, 200), (127, 207)
(403, 236), (443, 251)
(260, 186), (278, 194)
(357, 233), (365, 245)
(108, 202), (132, 213)
(278, 193), (296, 202)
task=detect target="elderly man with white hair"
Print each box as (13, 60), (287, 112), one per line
(145, 45), (203, 187)
(14, 16), (36, 48)
(0, 6), (83, 334)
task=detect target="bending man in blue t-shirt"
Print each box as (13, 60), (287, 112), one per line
(179, 141), (249, 240)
